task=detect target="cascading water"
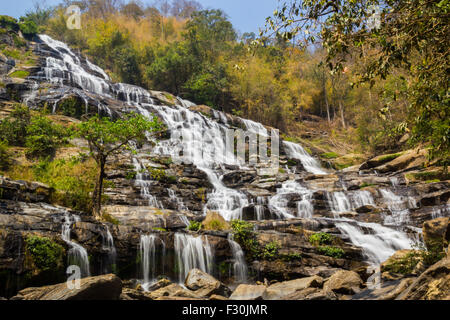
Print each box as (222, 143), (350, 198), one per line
(283, 141), (326, 175)
(140, 234), (157, 287)
(132, 157), (164, 208)
(327, 190), (375, 215)
(227, 237), (248, 283)
(174, 233), (213, 283)
(268, 180), (314, 219)
(101, 226), (117, 274)
(380, 189), (417, 226)
(61, 213), (90, 277)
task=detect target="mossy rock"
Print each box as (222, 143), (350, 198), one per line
(9, 70), (29, 79)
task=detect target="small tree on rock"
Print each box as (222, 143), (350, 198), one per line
(75, 112), (163, 216)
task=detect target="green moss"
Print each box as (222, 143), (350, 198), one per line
(359, 183), (376, 189)
(320, 152), (339, 159)
(281, 252), (302, 261)
(317, 246), (345, 259)
(25, 235), (65, 272)
(203, 218), (228, 231)
(152, 227), (167, 232)
(378, 153), (402, 163)
(10, 70), (30, 79)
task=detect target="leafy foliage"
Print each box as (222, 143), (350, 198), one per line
(74, 113), (163, 215)
(187, 220), (202, 232)
(317, 246), (345, 259)
(309, 232), (334, 246)
(25, 116), (69, 159)
(25, 235), (65, 272)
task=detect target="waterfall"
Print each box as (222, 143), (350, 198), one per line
(335, 220), (413, 265)
(168, 188), (188, 212)
(227, 238), (248, 283)
(268, 180), (314, 219)
(101, 226), (117, 274)
(174, 233), (213, 283)
(132, 157), (164, 208)
(283, 141), (326, 175)
(327, 190), (375, 215)
(61, 213), (90, 278)
(380, 189), (416, 226)
(140, 234), (157, 287)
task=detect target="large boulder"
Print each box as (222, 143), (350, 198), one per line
(0, 176), (53, 203)
(373, 149), (427, 173)
(229, 284), (267, 300)
(422, 217), (450, 252)
(12, 274), (122, 300)
(184, 268), (231, 297)
(396, 256), (450, 300)
(323, 270), (364, 295)
(352, 278), (415, 300)
(263, 276), (323, 300)
(148, 283), (202, 300)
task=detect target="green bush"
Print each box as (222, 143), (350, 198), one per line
(231, 219), (259, 258)
(0, 15), (18, 31)
(19, 19), (38, 36)
(317, 246), (345, 259)
(0, 104), (31, 146)
(262, 241), (280, 260)
(309, 232), (334, 246)
(25, 116), (69, 158)
(187, 220), (202, 232)
(25, 235), (65, 272)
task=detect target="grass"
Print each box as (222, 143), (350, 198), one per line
(320, 152), (339, 159)
(2, 48), (21, 59)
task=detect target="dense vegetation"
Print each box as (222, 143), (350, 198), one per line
(16, 0), (448, 164)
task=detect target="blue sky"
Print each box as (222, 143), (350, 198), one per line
(0, 0), (277, 34)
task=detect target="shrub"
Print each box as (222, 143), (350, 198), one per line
(262, 241), (280, 260)
(0, 104), (31, 146)
(0, 15), (18, 31)
(19, 19), (38, 36)
(317, 246), (345, 259)
(25, 116), (69, 158)
(309, 232), (334, 246)
(25, 235), (65, 272)
(231, 219), (259, 258)
(187, 220), (202, 232)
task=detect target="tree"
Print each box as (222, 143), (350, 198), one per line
(75, 113), (163, 216)
(264, 0), (450, 167)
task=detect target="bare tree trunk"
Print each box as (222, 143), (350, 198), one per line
(339, 100), (346, 129)
(322, 70), (331, 123)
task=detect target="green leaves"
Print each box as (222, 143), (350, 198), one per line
(75, 112), (163, 159)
